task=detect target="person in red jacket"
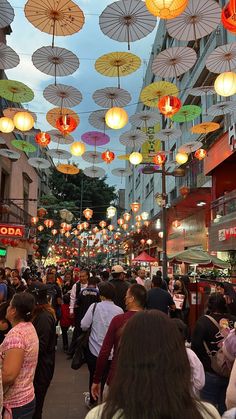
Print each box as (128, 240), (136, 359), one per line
(60, 293), (74, 352)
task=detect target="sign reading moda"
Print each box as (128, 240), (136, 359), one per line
(0, 224), (25, 238)
(219, 227), (236, 241)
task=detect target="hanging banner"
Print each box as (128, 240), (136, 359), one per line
(141, 124), (161, 163)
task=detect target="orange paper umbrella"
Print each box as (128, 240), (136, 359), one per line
(56, 163), (80, 175)
(191, 121), (220, 134)
(46, 107), (79, 128)
(140, 81), (178, 107)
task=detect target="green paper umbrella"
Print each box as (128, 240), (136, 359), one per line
(11, 139), (36, 153)
(0, 80), (34, 103)
(171, 105), (202, 123)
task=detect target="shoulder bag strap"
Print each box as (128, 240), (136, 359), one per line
(205, 315), (220, 330)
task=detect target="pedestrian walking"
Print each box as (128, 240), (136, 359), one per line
(109, 266), (129, 311)
(60, 293), (74, 353)
(147, 275), (176, 314)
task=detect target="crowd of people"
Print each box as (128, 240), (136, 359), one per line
(0, 264), (236, 418)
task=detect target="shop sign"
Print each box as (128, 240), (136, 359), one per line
(0, 224), (24, 238)
(218, 227), (236, 241)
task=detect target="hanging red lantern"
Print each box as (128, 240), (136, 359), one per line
(172, 220), (181, 228)
(195, 148), (207, 160)
(51, 229), (58, 236)
(180, 186), (190, 198)
(117, 218), (125, 226)
(35, 132), (51, 147)
(37, 225), (44, 232)
(44, 219), (54, 228)
(158, 95), (182, 117)
(83, 208), (93, 220)
(31, 216), (39, 224)
(222, 1), (236, 33)
(56, 115), (78, 134)
(99, 221), (107, 228)
(130, 202), (140, 213)
(102, 150), (115, 164)
(140, 239), (146, 245)
(37, 207), (47, 218)
(153, 152), (166, 165)
(83, 222), (89, 230)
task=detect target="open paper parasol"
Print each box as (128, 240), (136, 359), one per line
(82, 151), (103, 164)
(32, 46), (80, 85)
(158, 128), (182, 142)
(140, 165), (159, 174)
(118, 154), (130, 160)
(191, 121), (220, 134)
(28, 157), (51, 170)
(11, 140), (36, 153)
(0, 43), (19, 70)
(95, 51), (141, 88)
(0, 80), (34, 103)
(0, 137), (6, 145)
(208, 101), (236, 116)
(140, 81), (178, 108)
(56, 163), (79, 175)
(171, 105), (202, 123)
(152, 46), (197, 79)
(0, 149), (20, 160)
(84, 166), (106, 178)
(179, 141), (203, 153)
(46, 107), (79, 128)
(3, 107), (37, 122)
(99, 0), (156, 50)
(47, 148), (72, 160)
(81, 131), (110, 147)
(0, 0), (14, 29)
(43, 83), (82, 108)
(166, 0), (221, 41)
(130, 110), (160, 128)
(112, 167), (132, 177)
(93, 87), (131, 108)
(206, 43), (236, 73)
(24, 0), (85, 47)
(189, 86), (215, 114)
(119, 129), (146, 148)
(48, 129), (74, 145)
(88, 110), (111, 131)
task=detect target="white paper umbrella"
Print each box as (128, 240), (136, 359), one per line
(119, 129), (146, 148)
(43, 83), (82, 108)
(99, 0), (156, 50)
(84, 166), (106, 178)
(47, 130), (74, 145)
(3, 107), (37, 122)
(0, 43), (19, 69)
(112, 167), (132, 177)
(28, 157), (51, 169)
(189, 86), (215, 96)
(0, 0), (14, 29)
(157, 128), (182, 142)
(152, 46), (197, 78)
(208, 101), (236, 116)
(93, 87), (131, 108)
(0, 137), (6, 145)
(47, 149), (72, 160)
(179, 141), (203, 153)
(88, 110), (111, 131)
(82, 151), (103, 164)
(130, 110), (160, 128)
(0, 149), (20, 160)
(166, 0), (221, 41)
(206, 43), (236, 74)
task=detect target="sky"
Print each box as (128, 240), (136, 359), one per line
(6, 0), (158, 189)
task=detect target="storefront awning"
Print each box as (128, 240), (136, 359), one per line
(168, 248), (229, 269)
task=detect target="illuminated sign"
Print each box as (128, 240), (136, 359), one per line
(218, 227), (236, 241)
(0, 249), (7, 256)
(0, 224), (24, 238)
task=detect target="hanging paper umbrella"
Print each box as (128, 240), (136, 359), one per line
(56, 163), (80, 175)
(28, 157), (51, 170)
(84, 166), (106, 178)
(93, 87), (131, 108)
(88, 110), (111, 131)
(117, 154), (130, 160)
(11, 140), (36, 153)
(178, 141), (203, 154)
(111, 167), (132, 179)
(206, 43), (236, 73)
(119, 129), (147, 148)
(3, 107), (37, 123)
(47, 149), (72, 160)
(0, 0), (14, 29)
(140, 81), (178, 107)
(191, 121), (220, 134)
(0, 43), (19, 70)
(82, 151), (103, 164)
(43, 83), (82, 108)
(95, 51), (141, 88)
(152, 46), (197, 79)
(46, 107), (79, 128)
(32, 46), (80, 85)
(189, 85), (215, 114)
(24, 0), (85, 47)
(0, 149), (20, 160)
(171, 105), (202, 123)
(0, 80), (34, 103)
(99, 0), (156, 50)
(166, 0), (221, 41)
(81, 131), (110, 147)
(207, 101), (236, 116)
(157, 128), (182, 142)
(130, 110), (160, 128)
(140, 165), (159, 174)
(47, 130), (74, 145)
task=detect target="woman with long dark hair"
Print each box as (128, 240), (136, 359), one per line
(86, 310), (220, 419)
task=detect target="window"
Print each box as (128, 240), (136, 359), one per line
(23, 173), (32, 215)
(169, 144), (176, 162)
(145, 183), (150, 197)
(150, 177), (154, 190)
(150, 209), (154, 218)
(135, 173), (141, 188)
(0, 170), (10, 200)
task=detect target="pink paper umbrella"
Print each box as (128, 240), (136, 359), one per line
(81, 131), (110, 146)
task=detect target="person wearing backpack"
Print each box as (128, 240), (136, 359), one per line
(192, 293), (236, 415)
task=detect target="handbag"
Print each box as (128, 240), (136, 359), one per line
(71, 303), (97, 370)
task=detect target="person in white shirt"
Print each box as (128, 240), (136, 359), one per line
(135, 269), (146, 286)
(81, 282), (123, 408)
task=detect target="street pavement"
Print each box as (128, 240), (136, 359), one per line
(44, 337), (89, 419)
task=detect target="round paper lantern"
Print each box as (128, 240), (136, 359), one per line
(70, 141), (85, 156)
(61, 222), (67, 229)
(136, 228), (141, 234)
(44, 219), (54, 228)
(129, 152), (143, 165)
(117, 218), (125, 226)
(135, 215), (142, 222)
(214, 72), (236, 97)
(0, 117), (14, 133)
(65, 231), (70, 238)
(105, 107), (128, 130)
(158, 231), (164, 238)
(102, 150), (115, 164)
(145, 0), (188, 19)
(144, 220), (150, 227)
(65, 224), (72, 231)
(130, 202), (141, 213)
(123, 212), (131, 222)
(38, 225), (44, 232)
(122, 223), (129, 231)
(83, 221), (89, 230)
(35, 132), (51, 147)
(37, 207), (47, 218)
(60, 229), (65, 235)
(107, 206), (116, 218)
(153, 152), (166, 165)
(51, 229), (58, 235)
(176, 152), (188, 165)
(222, 1), (236, 33)
(195, 148), (207, 160)
(108, 225), (114, 231)
(172, 220), (181, 228)
(158, 95), (181, 117)
(180, 186), (190, 197)
(83, 208), (93, 220)
(146, 239), (153, 245)
(31, 216), (39, 224)
(141, 211), (149, 221)
(99, 221), (107, 228)
(140, 239), (146, 245)
(56, 115), (78, 134)
(135, 221), (142, 228)
(13, 111), (34, 131)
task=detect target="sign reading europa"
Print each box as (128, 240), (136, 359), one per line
(0, 224), (25, 238)
(218, 227), (236, 241)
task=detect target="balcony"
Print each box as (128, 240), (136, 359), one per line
(0, 200), (31, 225)
(211, 190), (236, 225)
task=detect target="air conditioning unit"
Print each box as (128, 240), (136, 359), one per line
(228, 124), (236, 151)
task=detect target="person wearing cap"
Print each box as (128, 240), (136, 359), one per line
(109, 265), (130, 312)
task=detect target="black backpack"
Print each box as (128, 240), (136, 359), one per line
(7, 285), (16, 301)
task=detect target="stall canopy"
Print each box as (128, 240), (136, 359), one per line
(168, 248), (229, 269)
(133, 251), (157, 263)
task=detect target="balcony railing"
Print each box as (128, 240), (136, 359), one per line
(211, 190), (236, 222)
(0, 200), (31, 225)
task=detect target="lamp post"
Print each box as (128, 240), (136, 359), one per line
(161, 140), (168, 280)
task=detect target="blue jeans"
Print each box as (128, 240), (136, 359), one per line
(200, 372), (228, 415)
(12, 399), (35, 419)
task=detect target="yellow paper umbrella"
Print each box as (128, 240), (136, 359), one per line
(46, 107), (79, 128)
(118, 154), (130, 160)
(56, 163), (80, 175)
(191, 121), (220, 134)
(140, 81), (178, 107)
(0, 80), (34, 103)
(95, 51), (141, 88)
